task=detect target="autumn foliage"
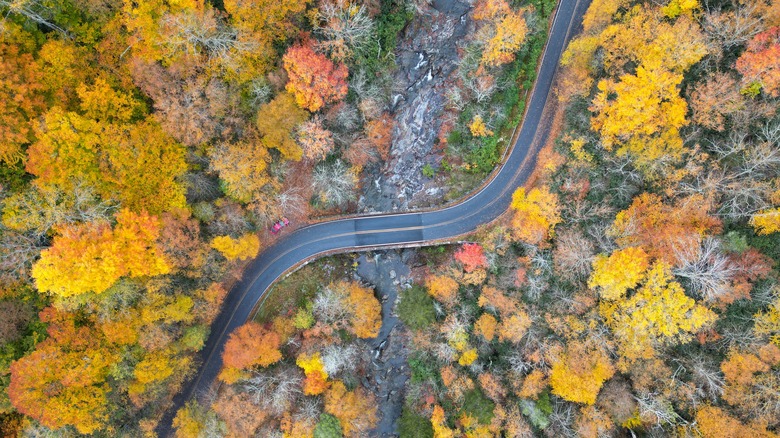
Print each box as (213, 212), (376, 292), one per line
(550, 342), (615, 405)
(751, 207), (780, 235)
(297, 116), (335, 161)
(210, 233), (261, 261)
(600, 263), (716, 363)
(31, 209), (170, 297)
(257, 92), (309, 160)
(426, 274), (460, 306)
(609, 194), (721, 264)
(736, 27), (780, 97)
(0, 44), (45, 165)
(324, 380), (378, 436)
(26, 109), (187, 214)
(510, 186), (561, 245)
(473, 0), (528, 67)
(8, 308), (119, 434)
(588, 247), (650, 300)
(297, 352), (330, 395)
(219, 322), (282, 383)
(283, 41), (348, 112)
(695, 406), (777, 438)
(343, 282), (381, 338)
(3, 0), (780, 433)
(454, 243), (488, 272)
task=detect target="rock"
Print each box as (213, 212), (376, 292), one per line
(359, 0), (470, 213)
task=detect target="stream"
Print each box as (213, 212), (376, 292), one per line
(360, 0), (470, 213)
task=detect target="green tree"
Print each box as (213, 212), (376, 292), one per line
(398, 285), (436, 330)
(314, 413), (343, 438)
(398, 407), (434, 438)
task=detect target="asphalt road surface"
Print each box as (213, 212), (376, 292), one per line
(158, 0), (592, 433)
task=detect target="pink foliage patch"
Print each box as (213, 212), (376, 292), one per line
(455, 243), (487, 273)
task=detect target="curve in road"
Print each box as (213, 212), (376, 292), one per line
(160, 0), (591, 433)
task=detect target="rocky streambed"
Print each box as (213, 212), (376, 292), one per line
(354, 0), (471, 435)
(356, 250), (415, 437)
(360, 0), (470, 212)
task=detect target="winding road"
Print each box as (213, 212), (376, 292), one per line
(159, 0), (591, 433)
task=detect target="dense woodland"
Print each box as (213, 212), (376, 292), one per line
(0, 0), (543, 434)
(184, 0), (780, 436)
(0, 0), (779, 435)
(408, 0), (780, 435)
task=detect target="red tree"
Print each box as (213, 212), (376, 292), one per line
(455, 243), (488, 273)
(283, 42), (348, 112)
(736, 27), (780, 96)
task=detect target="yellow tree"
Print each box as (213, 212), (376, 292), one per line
(211, 234), (261, 261)
(550, 341), (615, 404)
(600, 262), (716, 363)
(469, 115), (492, 137)
(431, 405), (455, 438)
(210, 140), (272, 203)
(100, 119), (188, 214)
(257, 92), (309, 161)
(426, 274), (459, 306)
(31, 209), (170, 297)
(588, 7), (707, 173)
(559, 35), (600, 98)
(26, 108), (103, 190)
(26, 109), (187, 214)
(510, 186), (561, 245)
(750, 208), (780, 235)
(481, 10), (527, 67)
(597, 8), (707, 75)
(344, 282), (381, 339)
(588, 247), (650, 300)
(581, 0), (630, 33)
(324, 380), (378, 437)
(590, 64), (688, 168)
(473, 0), (527, 67)
(661, 0), (698, 18)
(173, 401), (211, 438)
(139, 290), (195, 325)
(129, 348), (190, 397)
(297, 352), (330, 395)
(121, 0), (201, 63)
(222, 0), (311, 83)
(458, 349), (478, 366)
(37, 39), (92, 109)
(77, 78), (143, 123)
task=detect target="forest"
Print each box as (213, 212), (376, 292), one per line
(0, 0), (778, 435)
